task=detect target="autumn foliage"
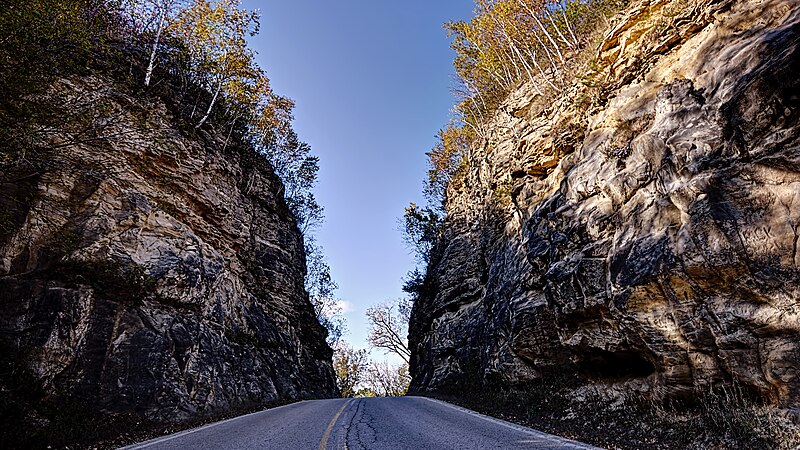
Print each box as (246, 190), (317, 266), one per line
(447, 0), (624, 136)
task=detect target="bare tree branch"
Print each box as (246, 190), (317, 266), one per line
(366, 299), (411, 364)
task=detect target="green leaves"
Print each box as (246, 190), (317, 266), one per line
(333, 342), (368, 398)
(403, 203), (442, 264)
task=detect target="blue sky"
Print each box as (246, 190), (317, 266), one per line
(243, 0), (474, 357)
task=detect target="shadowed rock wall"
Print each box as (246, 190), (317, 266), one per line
(0, 75), (337, 426)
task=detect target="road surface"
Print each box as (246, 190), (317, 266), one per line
(123, 396), (598, 449)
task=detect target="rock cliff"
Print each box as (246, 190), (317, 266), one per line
(0, 74), (337, 442)
(409, 0), (800, 415)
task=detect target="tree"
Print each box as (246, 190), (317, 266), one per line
(175, 0), (260, 127)
(305, 237), (345, 347)
(280, 150), (324, 236)
(250, 91), (325, 237)
(444, 0), (622, 141)
(366, 298), (411, 364)
(142, 0), (188, 86)
(354, 387), (378, 398)
(402, 203), (441, 264)
(364, 360), (411, 397)
(425, 122), (472, 211)
(333, 342), (368, 398)
(118, 0), (189, 86)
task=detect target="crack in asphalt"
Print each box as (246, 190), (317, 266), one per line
(124, 397), (599, 449)
(344, 399), (379, 450)
(342, 399), (358, 450)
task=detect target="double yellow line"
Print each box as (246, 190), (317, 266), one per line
(318, 399), (354, 450)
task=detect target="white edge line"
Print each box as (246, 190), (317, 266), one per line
(120, 400), (308, 449)
(420, 397), (603, 450)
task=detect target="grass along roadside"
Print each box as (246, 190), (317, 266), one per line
(424, 377), (800, 450)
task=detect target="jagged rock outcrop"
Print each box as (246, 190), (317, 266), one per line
(409, 0), (800, 413)
(0, 74), (337, 431)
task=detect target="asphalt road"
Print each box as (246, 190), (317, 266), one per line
(123, 396), (599, 449)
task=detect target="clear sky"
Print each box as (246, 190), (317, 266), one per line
(243, 0), (474, 357)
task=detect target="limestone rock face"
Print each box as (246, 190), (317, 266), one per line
(0, 75), (337, 423)
(409, 0), (800, 410)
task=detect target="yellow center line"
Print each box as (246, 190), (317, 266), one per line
(319, 399), (353, 450)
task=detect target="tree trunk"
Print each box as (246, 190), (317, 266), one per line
(546, 9), (574, 48)
(515, 0), (566, 64)
(497, 17), (538, 88)
(144, 8), (167, 87)
(560, 3), (580, 46)
(529, 49), (559, 91)
(196, 79), (223, 128)
(222, 114), (240, 152)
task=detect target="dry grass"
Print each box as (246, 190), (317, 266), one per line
(429, 376), (800, 450)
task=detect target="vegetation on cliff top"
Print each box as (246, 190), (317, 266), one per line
(446, 0), (625, 136)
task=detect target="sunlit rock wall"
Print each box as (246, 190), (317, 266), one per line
(410, 0), (800, 411)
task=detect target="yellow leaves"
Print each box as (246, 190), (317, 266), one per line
(254, 93), (293, 134)
(429, 124), (469, 177)
(116, 0), (302, 162)
(445, 0), (606, 140)
(172, 0), (270, 126)
(423, 121), (474, 209)
(176, 0), (257, 70)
